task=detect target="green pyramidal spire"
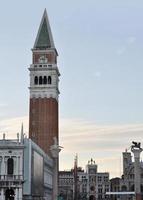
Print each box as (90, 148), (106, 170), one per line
(34, 9), (55, 49)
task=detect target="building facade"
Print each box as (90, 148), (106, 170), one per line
(29, 9), (60, 156)
(110, 178), (120, 200)
(87, 159), (110, 200)
(59, 170), (74, 200)
(0, 134), (23, 200)
(59, 159), (110, 200)
(23, 137), (53, 200)
(0, 132), (54, 200)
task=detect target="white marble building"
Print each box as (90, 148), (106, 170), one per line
(0, 134), (24, 200)
(0, 130), (54, 200)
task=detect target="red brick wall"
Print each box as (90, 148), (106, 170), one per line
(29, 97), (58, 156)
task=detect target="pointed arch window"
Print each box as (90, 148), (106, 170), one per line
(43, 76), (47, 84)
(7, 158), (14, 175)
(34, 76), (38, 85)
(48, 76), (52, 84)
(39, 76), (43, 85)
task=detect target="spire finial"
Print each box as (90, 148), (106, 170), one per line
(3, 133), (5, 140)
(44, 8), (47, 13)
(20, 123), (24, 143)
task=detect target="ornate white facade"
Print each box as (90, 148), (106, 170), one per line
(0, 135), (24, 200)
(0, 133), (54, 200)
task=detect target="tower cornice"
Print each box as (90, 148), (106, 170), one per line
(28, 66), (60, 76)
(32, 48), (58, 56)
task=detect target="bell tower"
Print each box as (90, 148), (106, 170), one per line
(29, 9), (60, 155)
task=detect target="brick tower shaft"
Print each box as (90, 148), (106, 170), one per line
(29, 98), (58, 155)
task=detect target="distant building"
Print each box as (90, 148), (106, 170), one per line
(87, 159), (110, 200)
(110, 147), (143, 200)
(59, 158), (110, 200)
(120, 150), (143, 199)
(110, 177), (120, 200)
(0, 133), (53, 200)
(59, 170), (74, 200)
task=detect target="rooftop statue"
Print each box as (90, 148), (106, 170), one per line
(131, 141), (142, 151)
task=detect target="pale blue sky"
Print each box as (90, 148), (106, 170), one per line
(0, 0), (143, 176)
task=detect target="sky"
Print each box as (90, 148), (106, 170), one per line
(0, 0), (143, 177)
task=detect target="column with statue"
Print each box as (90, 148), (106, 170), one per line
(131, 141), (143, 200)
(50, 137), (63, 200)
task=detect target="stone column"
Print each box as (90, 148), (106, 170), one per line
(1, 157), (5, 178)
(50, 137), (62, 200)
(19, 156), (23, 176)
(1, 188), (4, 200)
(18, 188), (22, 200)
(15, 157), (18, 179)
(54, 158), (58, 200)
(15, 188), (18, 200)
(4, 157), (8, 177)
(131, 147), (142, 200)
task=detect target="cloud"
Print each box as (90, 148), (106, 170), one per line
(0, 115), (143, 177)
(0, 103), (7, 107)
(116, 47), (126, 55)
(94, 71), (101, 79)
(116, 36), (136, 56)
(0, 116), (28, 138)
(127, 36), (136, 45)
(60, 118), (143, 177)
